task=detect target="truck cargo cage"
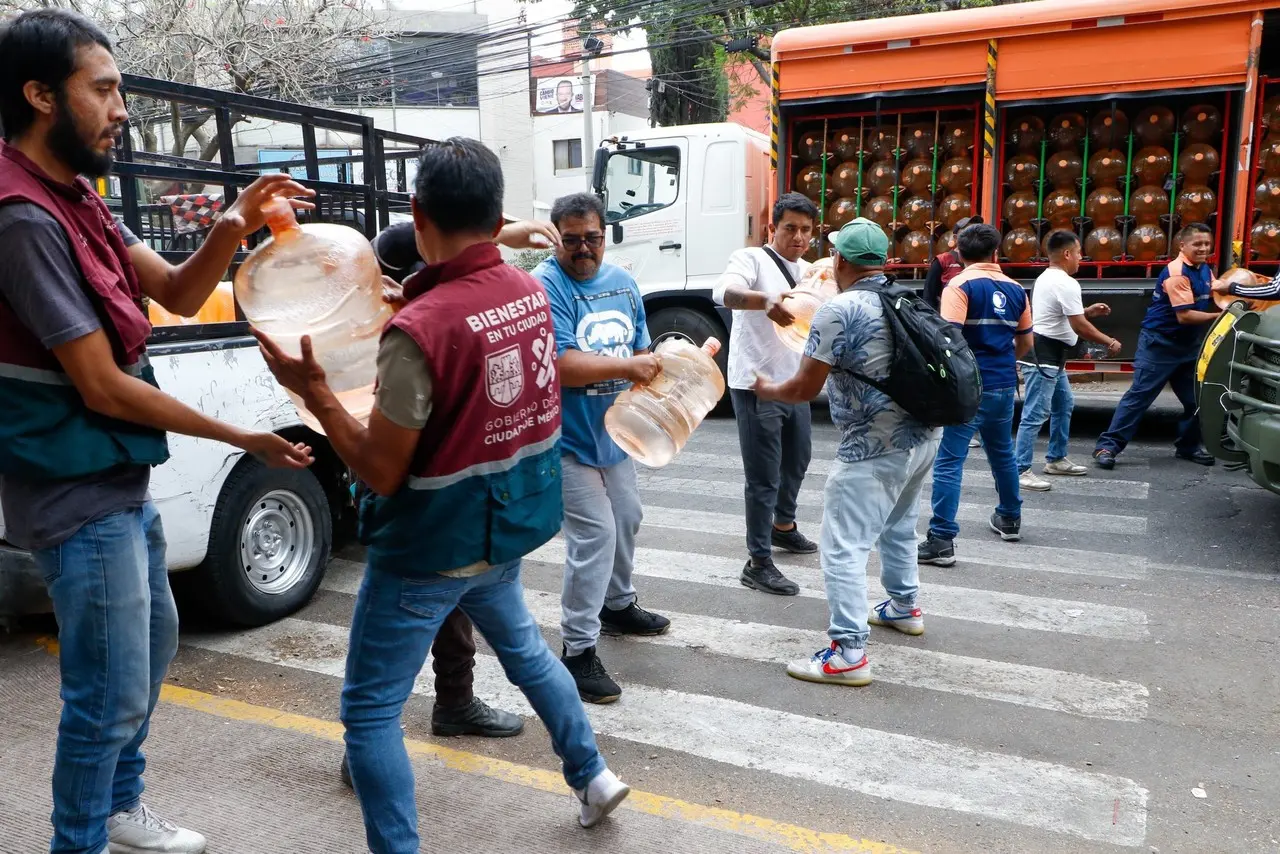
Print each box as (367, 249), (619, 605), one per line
(104, 75), (435, 339)
(1239, 77), (1280, 276)
(785, 101), (983, 277)
(994, 92), (1233, 280)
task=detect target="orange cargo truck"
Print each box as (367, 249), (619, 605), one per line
(770, 0), (1280, 368)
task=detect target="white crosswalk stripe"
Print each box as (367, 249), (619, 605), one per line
(185, 617), (1148, 847)
(187, 424), (1176, 848)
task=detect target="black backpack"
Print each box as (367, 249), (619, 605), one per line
(850, 275), (982, 427)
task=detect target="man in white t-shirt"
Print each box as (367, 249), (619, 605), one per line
(711, 193), (818, 596)
(1014, 230), (1121, 491)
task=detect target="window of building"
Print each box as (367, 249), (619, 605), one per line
(554, 138), (583, 172)
(327, 35), (479, 108)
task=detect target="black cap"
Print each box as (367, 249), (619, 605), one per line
(955, 215), (984, 231)
(371, 221), (425, 284)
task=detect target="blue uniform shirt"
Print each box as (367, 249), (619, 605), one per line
(533, 257), (651, 468)
(1140, 255), (1215, 352)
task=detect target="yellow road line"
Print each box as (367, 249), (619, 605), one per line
(36, 636), (914, 852)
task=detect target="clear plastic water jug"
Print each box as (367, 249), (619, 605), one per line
(234, 198), (393, 432)
(773, 289), (827, 353)
(604, 337), (726, 468)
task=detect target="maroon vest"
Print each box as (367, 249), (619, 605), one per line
(938, 250), (964, 288)
(392, 242), (561, 480)
(0, 143), (152, 371)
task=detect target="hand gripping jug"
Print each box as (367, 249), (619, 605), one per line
(234, 198), (393, 433)
(604, 338), (726, 468)
(773, 288), (828, 354)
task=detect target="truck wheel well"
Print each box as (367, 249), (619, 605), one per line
(274, 425), (351, 532)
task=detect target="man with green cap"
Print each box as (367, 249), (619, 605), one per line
(753, 219), (941, 687)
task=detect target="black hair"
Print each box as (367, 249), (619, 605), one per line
(957, 223), (1002, 262)
(772, 192), (818, 226)
(413, 137), (504, 235)
(0, 9), (112, 141)
(1045, 229), (1080, 255)
(550, 192), (607, 229)
(1177, 222), (1213, 243)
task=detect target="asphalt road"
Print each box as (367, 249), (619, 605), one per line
(3, 398), (1279, 853)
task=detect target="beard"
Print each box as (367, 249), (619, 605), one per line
(48, 100), (117, 179)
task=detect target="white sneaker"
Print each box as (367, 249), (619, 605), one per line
(107, 804), (206, 853)
(575, 768), (630, 828)
(785, 642), (872, 686)
(968, 436), (982, 449)
(867, 599), (925, 636)
(1044, 458), (1088, 476)
(1019, 469), (1052, 492)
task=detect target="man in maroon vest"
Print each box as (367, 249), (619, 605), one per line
(254, 138), (629, 852)
(923, 215), (983, 311)
(0, 10), (314, 854)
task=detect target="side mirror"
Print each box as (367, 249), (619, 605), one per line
(612, 222), (623, 244)
(591, 148), (609, 195)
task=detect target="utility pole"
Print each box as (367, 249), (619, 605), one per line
(582, 34), (604, 191)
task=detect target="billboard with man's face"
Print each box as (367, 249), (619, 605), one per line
(534, 76), (585, 113)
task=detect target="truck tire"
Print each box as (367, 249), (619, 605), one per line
(647, 306), (731, 405)
(194, 456), (331, 627)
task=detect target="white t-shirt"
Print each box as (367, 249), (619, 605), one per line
(1030, 267), (1084, 346)
(712, 247), (810, 389)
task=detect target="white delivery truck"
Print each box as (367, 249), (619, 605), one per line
(589, 123), (773, 387)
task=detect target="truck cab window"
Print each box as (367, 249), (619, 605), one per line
(603, 147), (680, 223)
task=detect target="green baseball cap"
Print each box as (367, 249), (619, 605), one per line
(832, 217), (889, 265)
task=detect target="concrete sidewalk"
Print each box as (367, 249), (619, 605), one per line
(0, 639), (908, 854)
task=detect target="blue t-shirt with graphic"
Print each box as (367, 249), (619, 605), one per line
(533, 258), (651, 468)
(805, 278), (938, 463)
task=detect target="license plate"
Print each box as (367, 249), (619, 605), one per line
(1197, 310), (1240, 382)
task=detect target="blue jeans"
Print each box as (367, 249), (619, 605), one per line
(30, 502), (178, 854)
(929, 387), (1022, 540)
(1096, 330), (1202, 457)
(821, 441), (938, 651)
(1014, 363), (1074, 470)
(340, 560), (605, 854)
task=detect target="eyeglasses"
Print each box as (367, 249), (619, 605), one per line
(562, 234), (604, 250)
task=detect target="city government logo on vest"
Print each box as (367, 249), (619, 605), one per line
(992, 290), (1008, 315)
(576, 309), (635, 359)
(486, 344), (524, 407)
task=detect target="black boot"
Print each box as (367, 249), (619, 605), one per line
(739, 556), (799, 596)
(432, 697), (525, 737)
(561, 645), (622, 704)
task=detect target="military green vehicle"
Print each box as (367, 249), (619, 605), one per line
(1198, 302), (1280, 494)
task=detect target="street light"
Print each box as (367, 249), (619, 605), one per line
(582, 35), (604, 190)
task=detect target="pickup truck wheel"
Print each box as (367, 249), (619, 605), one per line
(195, 457), (331, 627)
(647, 306), (730, 405)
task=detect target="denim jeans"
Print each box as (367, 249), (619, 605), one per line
(730, 389), (813, 558)
(30, 502), (178, 854)
(821, 440), (938, 651)
(1095, 330), (1202, 457)
(929, 387), (1022, 540)
(340, 560), (605, 854)
(1014, 363), (1075, 470)
(559, 455), (641, 656)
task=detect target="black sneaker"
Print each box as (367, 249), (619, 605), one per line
(771, 526), (818, 554)
(1175, 448), (1216, 466)
(432, 698), (524, 737)
(599, 601), (671, 637)
(988, 511), (1022, 542)
(740, 557), (800, 596)
(917, 535), (956, 567)
(1093, 449), (1116, 470)
(339, 753), (352, 789)
(561, 646), (622, 704)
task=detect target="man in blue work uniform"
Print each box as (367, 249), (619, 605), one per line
(1094, 223), (1221, 469)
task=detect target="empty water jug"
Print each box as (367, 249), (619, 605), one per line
(235, 198), (393, 432)
(604, 338), (726, 468)
(773, 289), (828, 354)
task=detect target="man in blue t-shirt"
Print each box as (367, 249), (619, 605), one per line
(1094, 223), (1220, 469)
(533, 192), (670, 705)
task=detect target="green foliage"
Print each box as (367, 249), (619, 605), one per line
(540, 0), (1019, 125)
(509, 249), (554, 272)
